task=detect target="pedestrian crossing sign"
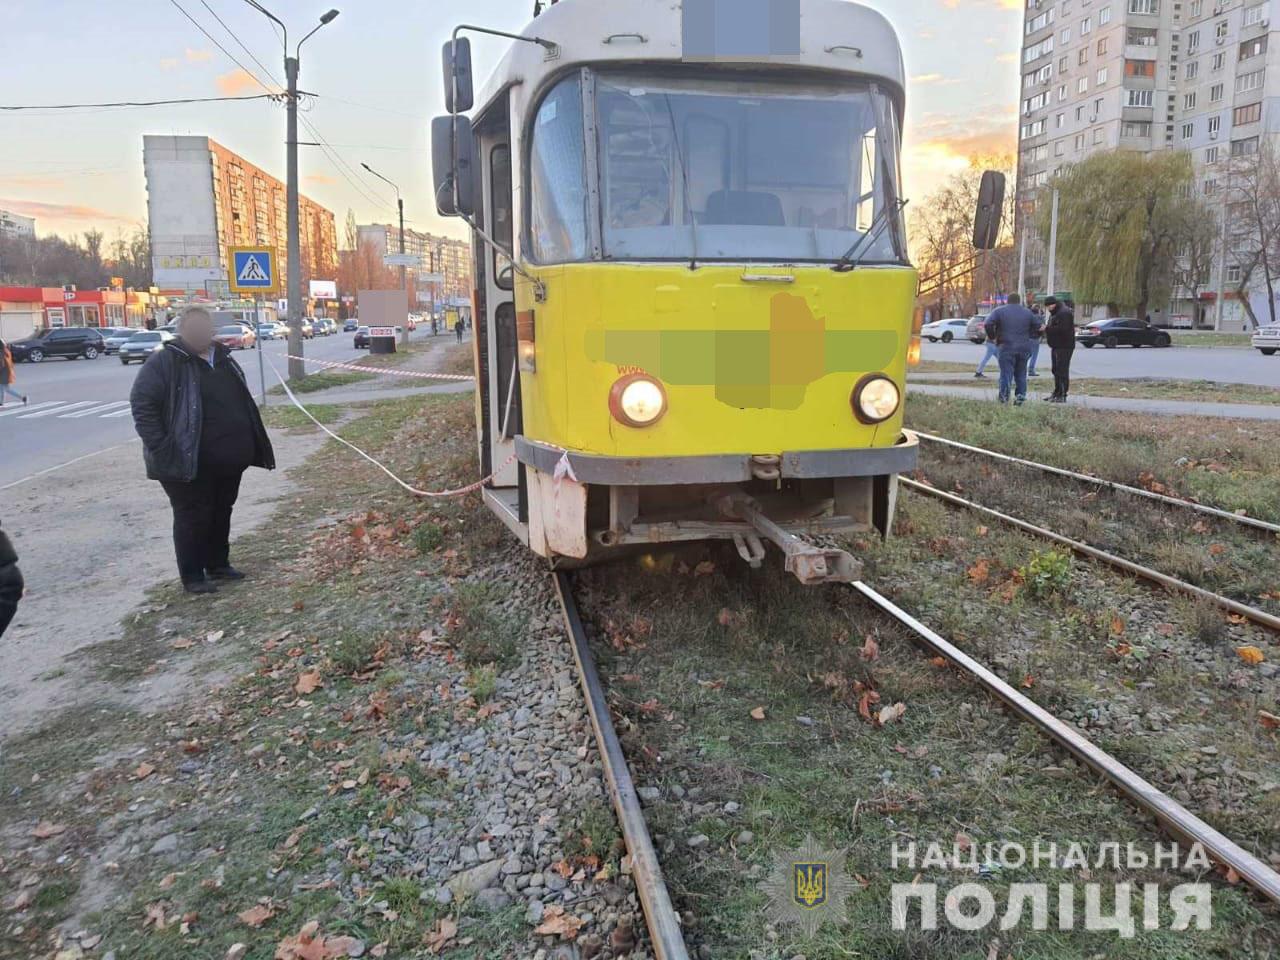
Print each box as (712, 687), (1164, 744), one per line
(228, 246), (278, 294)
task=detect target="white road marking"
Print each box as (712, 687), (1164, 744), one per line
(100, 406), (136, 418)
(59, 400), (130, 418)
(0, 439), (140, 492)
(0, 401), (65, 418)
(17, 400), (99, 419)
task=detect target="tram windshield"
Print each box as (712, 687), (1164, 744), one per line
(528, 71), (905, 265)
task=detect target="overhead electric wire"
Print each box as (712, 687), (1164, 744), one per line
(166, 0), (276, 95)
(0, 94), (281, 111)
(198, 0), (282, 87)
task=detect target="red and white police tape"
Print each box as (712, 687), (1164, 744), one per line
(284, 354), (475, 382)
(267, 356), (509, 499)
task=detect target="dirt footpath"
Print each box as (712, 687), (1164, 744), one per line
(0, 429), (329, 739)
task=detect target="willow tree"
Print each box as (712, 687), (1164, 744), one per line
(1041, 151), (1199, 320)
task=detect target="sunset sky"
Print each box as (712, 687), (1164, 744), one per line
(0, 0), (1021, 243)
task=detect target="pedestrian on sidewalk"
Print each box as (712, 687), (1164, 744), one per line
(974, 320), (1000, 379)
(130, 306), (275, 595)
(0, 518), (23, 638)
(0, 338), (29, 407)
(455, 319), (464, 342)
(1043, 296), (1077, 403)
(985, 293), (1042, 405)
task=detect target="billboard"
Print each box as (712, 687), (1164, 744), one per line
(310, 280), (337, 299)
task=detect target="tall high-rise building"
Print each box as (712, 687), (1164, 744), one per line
(0, 210), (36, 238)
(355, 224), (472, 302)
(1015, 0), (1274, 328)
(145, 135), (338, 298)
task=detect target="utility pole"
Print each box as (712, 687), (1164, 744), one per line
(361, 162), (409, 347)
(244, 2), (339, 381)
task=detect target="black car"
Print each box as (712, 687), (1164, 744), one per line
(9, 327), (106, 362)
(353, 326), (371, 349)
(1077, 318), (1172, 349)
(343, 319), (358, 332)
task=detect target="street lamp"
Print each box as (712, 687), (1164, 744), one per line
(243, 2), (340, 380)
(361, 163), (409, 345)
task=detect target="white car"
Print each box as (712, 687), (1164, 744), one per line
(921, 318), (971, 343)
(1253, 325), (1280, 356)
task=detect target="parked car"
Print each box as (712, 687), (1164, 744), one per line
(100, 328), (137, 354)
(312, 318), (337, 336)
(343, 319), (358, 332)
(353, 326), (371, 349)
(921, 318), (970, 343)
(119, 330), (176, 364)
(215, 324), (256, 350)
(965, 316), (989, 344)
(1252, 325), (1280, 356)
(9, 327), (106, 362)
(255, 322), (280, 341)
(1077, 318), (1172, 349)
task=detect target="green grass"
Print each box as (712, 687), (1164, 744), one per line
(1169, 331), (1254, 348)
(920, 376), (1280, 406)
(905, 393), (1280, 523)
(448, 582), (526, 669)
(261, 402), (343, 429)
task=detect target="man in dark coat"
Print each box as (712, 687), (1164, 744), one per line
(983, 293), (1043, 405)
(0, 519), (23, 637)
(1044, 296), (1077, 403)
(130, 306), (275, 594)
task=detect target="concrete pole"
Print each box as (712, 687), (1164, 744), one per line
(1214, 186), (1230, 332)
(285, 55), (304, 381)
(1046, 188), (1060, 297)
(398, 198), (409, 348)
(1018, 220), (1029, 301)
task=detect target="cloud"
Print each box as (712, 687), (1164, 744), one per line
(304, 173), (338, 187)
(0, 174), (66, 191)
(911, 73), (960, 86)
(215, 68), (278, 96)
(0, 198), (133, 225)
(185, 47), (213, 63)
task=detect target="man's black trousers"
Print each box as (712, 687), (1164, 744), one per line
(1051, 347), (1075, 399)
(160, 471), (245, 584)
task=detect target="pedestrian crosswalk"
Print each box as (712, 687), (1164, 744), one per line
(0, 400), (132, 421)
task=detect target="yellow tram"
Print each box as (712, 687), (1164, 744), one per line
(431, 0), (1001, 583)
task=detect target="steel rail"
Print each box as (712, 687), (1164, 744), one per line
(901, 477), (1280, 635)
(851, 580), (1280, 905)
(553, 572), (690, 960)
(915, 431), (1280, 537)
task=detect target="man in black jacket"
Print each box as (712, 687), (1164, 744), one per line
(130, 306), (275, 594)
(0, 520), (23, 637)
(1044, 296), (1077, 403)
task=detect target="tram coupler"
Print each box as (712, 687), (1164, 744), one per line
(714, 493), (862, 585)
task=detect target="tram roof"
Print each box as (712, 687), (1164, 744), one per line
(472, 0), (906, 116)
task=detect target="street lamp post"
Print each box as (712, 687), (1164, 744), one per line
(244, 2), (339, 381)
(361, 162), (410, 347)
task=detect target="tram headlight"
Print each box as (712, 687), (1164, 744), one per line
(852, 374), (901, 425)
(610, 374), (667, 428)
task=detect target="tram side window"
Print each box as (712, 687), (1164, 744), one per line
(529, 75), (589, 263)
(491, 144), (514, 289)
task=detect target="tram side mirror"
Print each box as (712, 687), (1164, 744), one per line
(972, 171), (1006, 250)
(443, 38), (474, 114)
(431, 115), (476, 218)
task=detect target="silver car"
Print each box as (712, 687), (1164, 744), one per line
(119, 330), (175, 365)
(921, 318), (971, 343)
(101, 328), (137, 355)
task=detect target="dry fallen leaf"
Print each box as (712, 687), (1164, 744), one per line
(878, 702), (907, 725)
(1021, 675), (1036, 689)
(967, 559), (991, 585)
(135, 762), (156, 780)
(534, 905), (586, 940)
(11, 889), (34, 911)
(425, 917), (459, 954)
(206, 630), (225, 644)
(1259, 710), (1280, 731)
(857, 689), (881, 723)
(860, 635), (880, 662)
(749, 706), (766, 721)
(1208, 543), (1227, 557)
(1237, 646), (1266, 666)
(226, 945), (249, 960)
(169, 637), (196, 650)
(928, 656), (948, 668)
(295, 671), (323, 695)
(1109, 616), (1126, 637)
(143, 900), (170, 930)
(31, 821), (66, 839)
(237, 903), (275, 928)
(694, 561), (716, 577)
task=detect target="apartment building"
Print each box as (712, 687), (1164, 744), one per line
(355, 224), (472, 302)
(145, 135), (339, 298)
(1016, 0), (1275, 327)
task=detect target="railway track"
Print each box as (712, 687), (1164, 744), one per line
(554, 569), (1280, 954)
(906, 433), (1280, 636)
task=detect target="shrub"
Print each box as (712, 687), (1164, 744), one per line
(1020, 549), (1073, 599)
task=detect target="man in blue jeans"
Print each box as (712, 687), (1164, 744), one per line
(984, 294), (1043, 405)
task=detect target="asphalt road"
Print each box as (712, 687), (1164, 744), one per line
(921, 338), (1279, 386)
(0, 328), (440, 489)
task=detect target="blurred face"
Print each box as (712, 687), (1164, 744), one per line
(179, 311), (215, 352)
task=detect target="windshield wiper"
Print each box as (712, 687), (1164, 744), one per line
(662, 93), (698, 270)
(831, 198), (908, 272)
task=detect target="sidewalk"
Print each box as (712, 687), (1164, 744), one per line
(908, 382), (1280, 421)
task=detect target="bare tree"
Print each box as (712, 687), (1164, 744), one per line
(1171, 200), (1218, 329)
(1223, 140), (1280, 328)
